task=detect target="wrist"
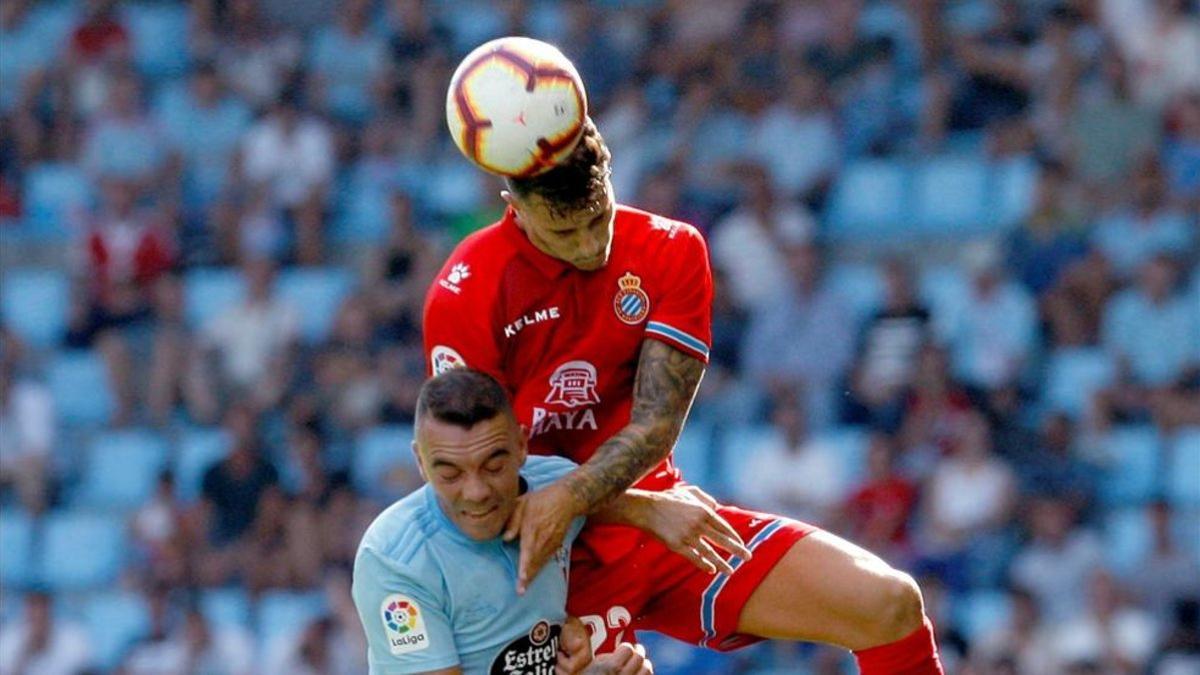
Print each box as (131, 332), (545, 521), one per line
(553, 475), (590, 518)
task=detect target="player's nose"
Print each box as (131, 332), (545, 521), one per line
(460, 473), (492, 502)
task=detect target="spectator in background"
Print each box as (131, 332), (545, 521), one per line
(840, 433), (918, 562)
(1053, 569), (1159, 674)
(1151, 598), (1200, 675)
(199, 257), (299, 413)
(1097, 254), (1200, 426)
(918, 411), (1017, 589)
(1091, 156), (1194, 280)
(0, 591), (94, 675)
(263, 570), (367, 675)
(239, 84), (334, 265)
(844, 258), (932, 431)
(81, 69), (169, 183)
(1128, 501), (1200, 617)
(732, 388), (848, 525)
(899, 344), (975, 471)
(314, 294), (382, 436)
(1011, 412), (1096, 512)
(970, 587), (1055, 675)
(206, 0), (302, 110)
(710, 165), (815, 312)
(123, 604), (255, 675)
(132, 471), (190, 588)
(241, 485), (321, 591)
(308, 0), (389, 125)
(742, 240), (854, 428)
(1163, 92), (1200, 210)
(1005, 159), (1088, 298)
(1102, 0), (1200, 109)
(66, 0), (131, 118)
(945, 241), (1036, 392)
(0, 1), (54, 113)
(750, 64), (840, 202)
(365, 193), (438, 344)
(0, 327), (54, 514)
(1011, 496), (1104, 621)
(146, 273), (217, 425)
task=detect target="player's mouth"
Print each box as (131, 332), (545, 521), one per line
(462, 505), (498, 520)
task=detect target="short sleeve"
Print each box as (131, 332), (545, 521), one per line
(422, 259), (502, 378)
(644, 225), (713, 363)
(352, 547), (460, 674)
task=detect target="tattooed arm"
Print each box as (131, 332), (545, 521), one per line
(562, 339), (706, 511)
(503, 339), (706, 593)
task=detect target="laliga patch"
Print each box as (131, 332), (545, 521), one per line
(613, 272), (649, 325)
(431, 345), (467, 375)
(381, 594), (430, 655)
(490, 619), (561, 674)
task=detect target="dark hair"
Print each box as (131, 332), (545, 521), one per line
(416, 369), (512, 429)
(504, 118), (611, 217)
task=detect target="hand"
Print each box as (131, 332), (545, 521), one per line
(585, 643), (653, 675)
(503, 482), (581, 594)
(556, 616), (594, 675)
(640, 486), (751, 575)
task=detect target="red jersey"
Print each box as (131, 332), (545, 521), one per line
(423, 204), (713, 493)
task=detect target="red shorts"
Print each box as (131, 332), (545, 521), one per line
(566, 504), (815, 653)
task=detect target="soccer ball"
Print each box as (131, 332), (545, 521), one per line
(446, 37), (588, 178)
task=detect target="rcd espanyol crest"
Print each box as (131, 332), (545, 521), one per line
(545, 360), (601, 408)
(613, 272), (649, 325)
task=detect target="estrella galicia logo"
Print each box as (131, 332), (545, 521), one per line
(490, 620), (561, 674)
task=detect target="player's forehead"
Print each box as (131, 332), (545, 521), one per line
(524, 194), (611, 232)
(418, 415), (518, 465)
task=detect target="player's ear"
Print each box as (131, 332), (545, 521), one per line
(411, 439), (427, 481)
(511, 418), (528, 467)
(500, 189), (516, 209)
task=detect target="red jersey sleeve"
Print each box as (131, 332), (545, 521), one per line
(422, 258), (502, 379)
(644, 222), (713, 363)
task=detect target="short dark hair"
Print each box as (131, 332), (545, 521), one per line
(504, 117), (611, 217)
(416, 369), (512, 429)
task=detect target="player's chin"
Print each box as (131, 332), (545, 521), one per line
(571, 256), (607, 271)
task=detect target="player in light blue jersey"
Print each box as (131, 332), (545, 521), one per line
(354, 368), (744, 674)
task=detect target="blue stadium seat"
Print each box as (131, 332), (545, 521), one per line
(183, 268), (245, 329)
(826, 263), (885, 324)
(913, 156), (989, 235)
(76, 430), (168, 509)
(673, 421), (714, 489)
(200, 587), (252, 628)
(1099, 425), (1162, 506)
(1167, 428), (1200, 508)
(175, 426), (231, 503)
(39, 511), (126, 590)
(47, 350), (114, 426)
(84, 591), (150, 670)
(991, 157), (1038, 228)
(954, 590), (1012, 642)
(0, 509), (34, 588)
(814, 426), (871, 486)
(1175, 509), (1200, 562)
(634, 631), (743, 675)
(1103, 507), (1152, 574)
(918, 265), (968, 338)
(277, 268), (355, 343)
(1042, 348), (1115, 419)
(22, 162), (91, 238)
(1, 268), (68, 348)
(124, 3), (190, 79)
(256, 590), (328, 643)
(826, 160), (909, 240)
(353, 425), (419, 499)
(723, 423), (782, 496)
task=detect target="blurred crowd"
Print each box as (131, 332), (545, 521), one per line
(0, 0), (1198, 674)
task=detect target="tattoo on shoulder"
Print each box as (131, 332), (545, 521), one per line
(566, 340), (705, 511)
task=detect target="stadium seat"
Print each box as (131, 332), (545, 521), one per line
(200, 587), (252, 628)
(277, 268), (355, 343)
(913, 156), (989, 235)
(815, 426), (871, 487)
(47, 350), (114, 426)
(1, 268), (68, 348)
(39, 511), (126, 590)
(1041, 348), (1115, 419)
(826, 263), (885, 324)
(21, 162), (91, 239)
(954, 590), (1012, 642)
(353, 425), (419, 500)
(1175, 509), (1200, 562)
(1103, 507), (1152, 574)
(1167, 428), (1200, 508)
(175, 426), (232, 503)
(991, 156), (1038, 228)
(84, 591), (150, 670)
(826, 160), (909, 240)
(672, 421), (714, 489)
(1099, 425), (1162, 506)
(918, 265), (969, 339)
(256, 590), (328, 643)
(0, 509), (34, 588)
(723, 423), (782, 496)
(124, 3), (190, 79)
(183, 268), (245, 329)
(76, 430), (168, 509)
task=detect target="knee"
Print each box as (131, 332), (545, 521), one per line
(865, 571), (925, 646)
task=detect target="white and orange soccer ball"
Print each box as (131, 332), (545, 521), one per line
(446, 37), (588, 178)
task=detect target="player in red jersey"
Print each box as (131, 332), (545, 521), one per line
(423, 119), (943, 674)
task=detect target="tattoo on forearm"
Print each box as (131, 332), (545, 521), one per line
(566, 340), (704, 511)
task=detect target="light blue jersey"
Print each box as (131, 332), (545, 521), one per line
(352, 455), (584, 674)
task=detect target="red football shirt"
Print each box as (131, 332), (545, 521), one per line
(423, 204), (713, 495)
